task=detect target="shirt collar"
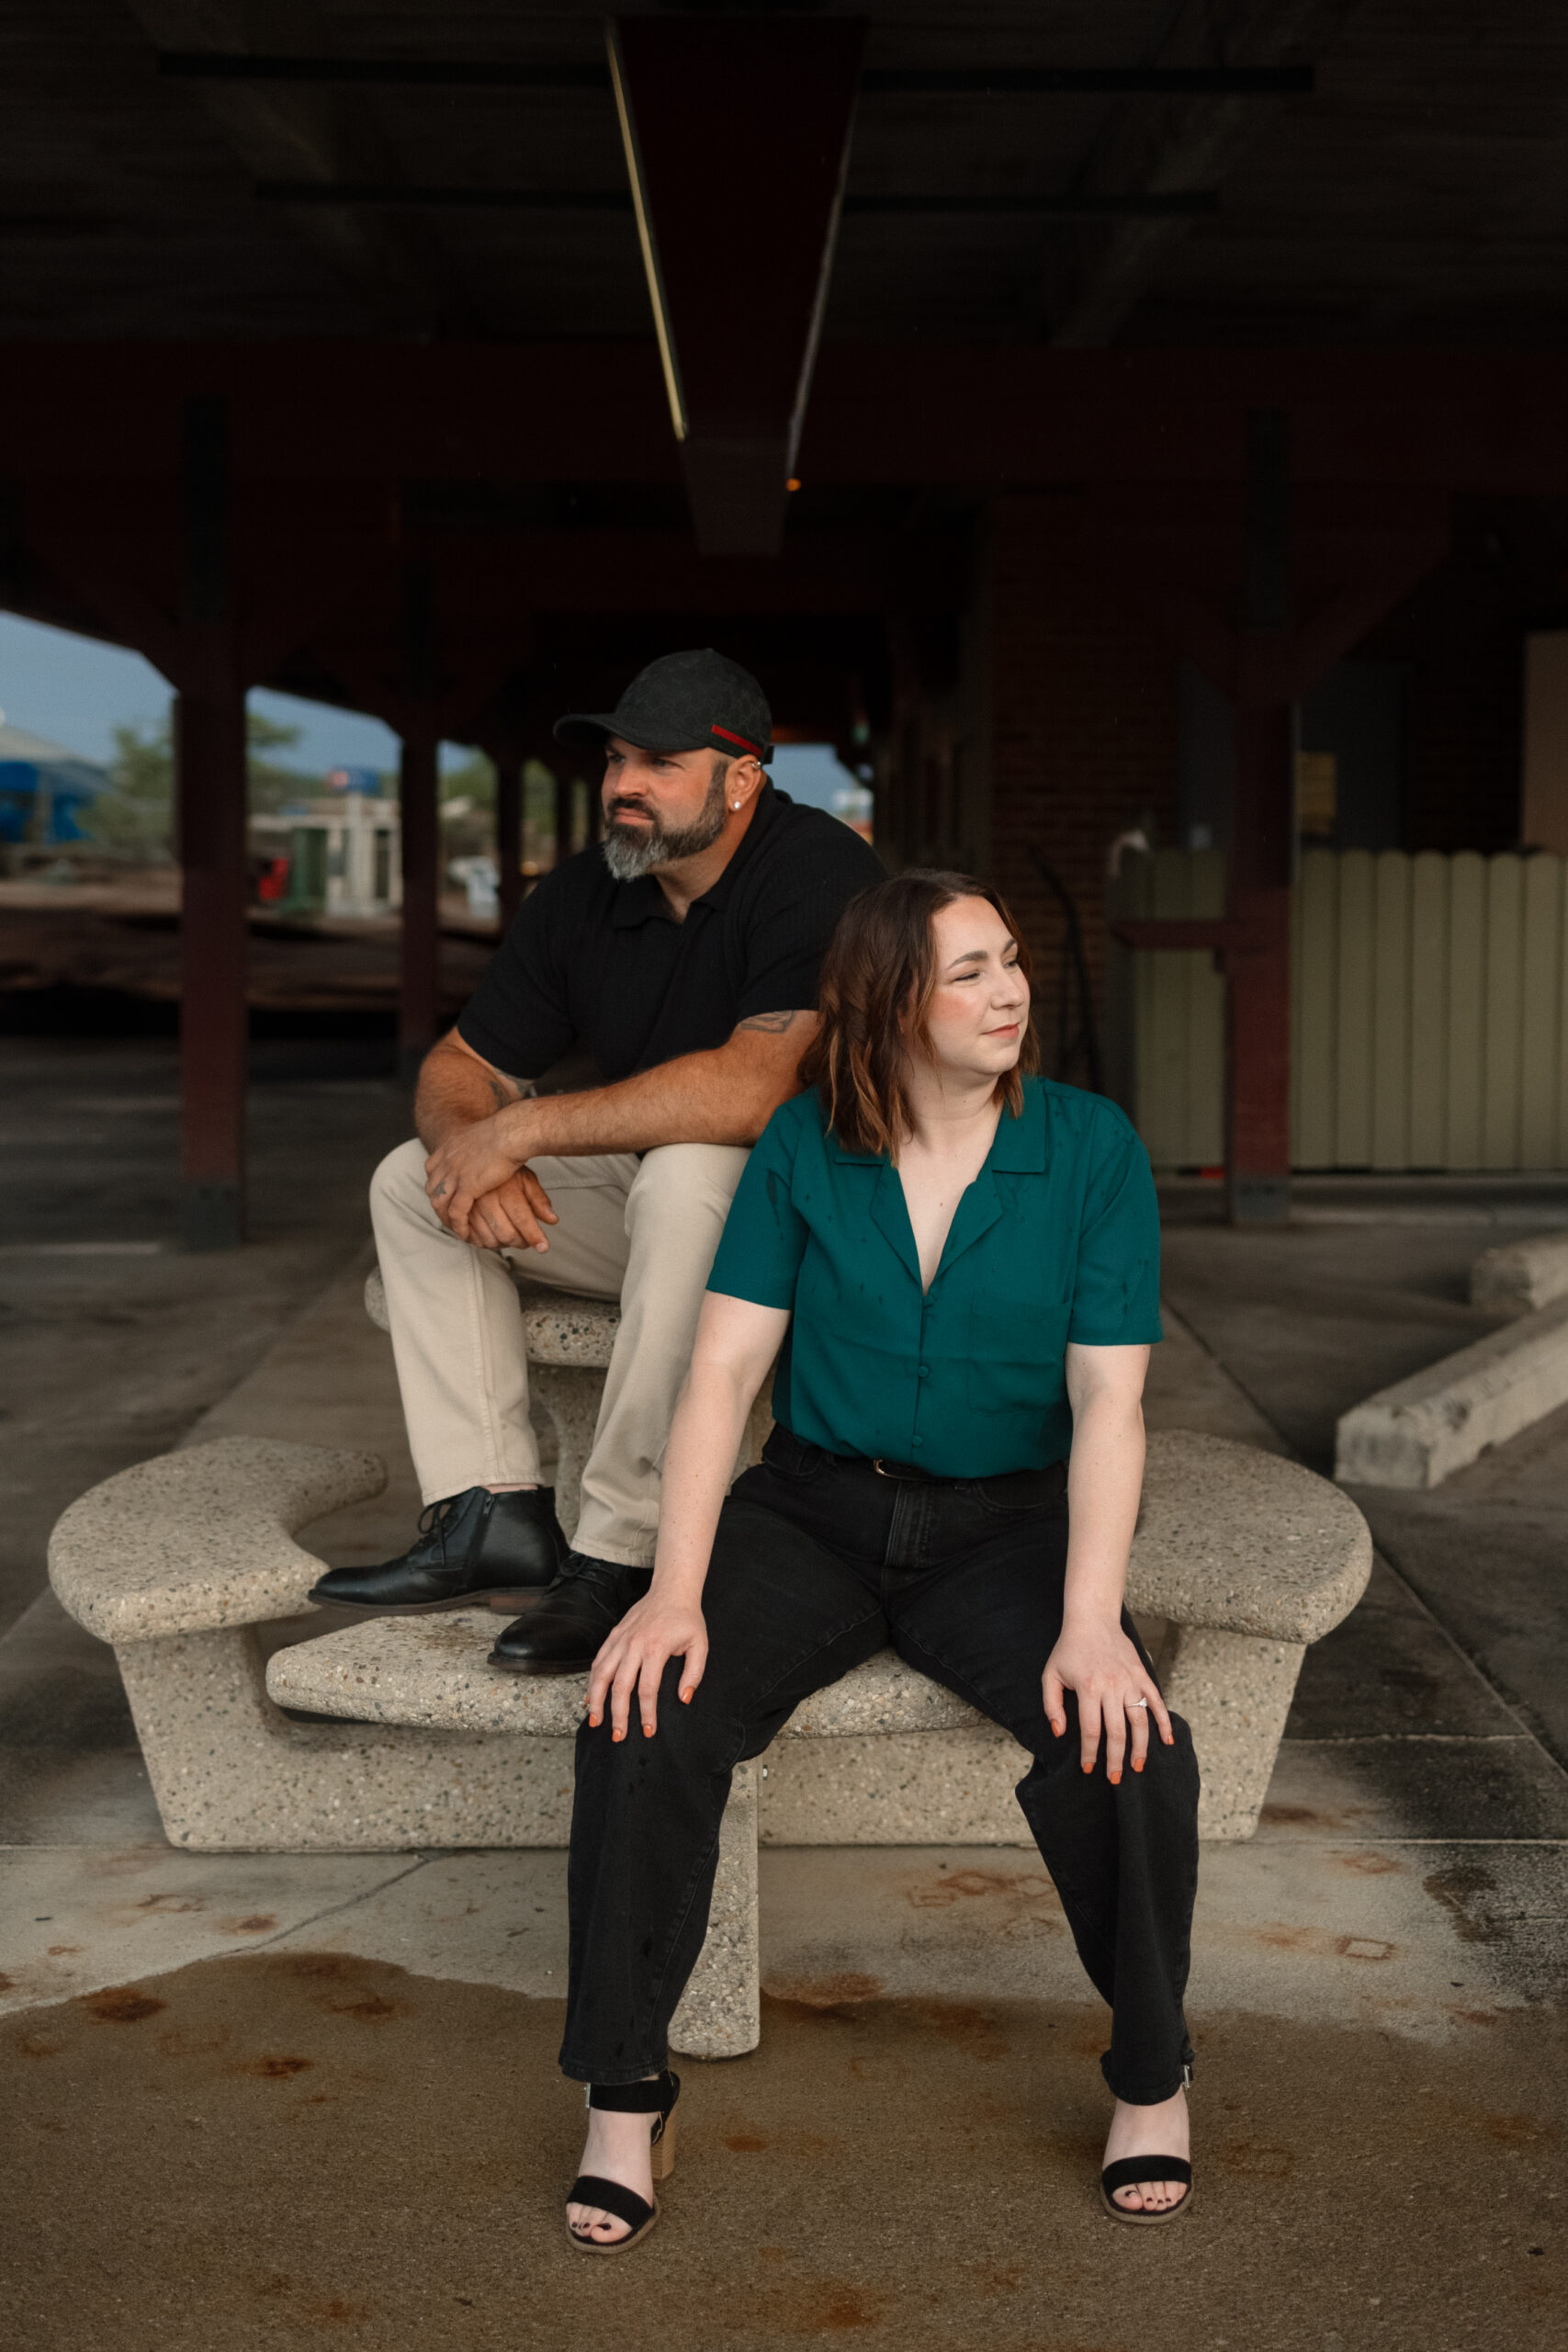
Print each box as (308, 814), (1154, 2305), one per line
(832, 1078), (1047, 1168)
(606, 780), (782, 929)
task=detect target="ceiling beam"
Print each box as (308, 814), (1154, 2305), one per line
(1041, 1), (1349, 349)
(158, 52), (1314, 98)
(608, 13), (866, 559)
(10, 345), (1568, 497)
(253, 184), (1217, 220)
(126, 0), (448, 335)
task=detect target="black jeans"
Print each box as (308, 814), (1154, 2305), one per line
(560, 1430), (1200, 2104)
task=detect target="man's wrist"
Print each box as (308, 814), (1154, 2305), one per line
(491, 1097), (539, 1158)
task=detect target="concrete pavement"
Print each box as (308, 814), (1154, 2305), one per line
(1, 1080), (1565, 2347)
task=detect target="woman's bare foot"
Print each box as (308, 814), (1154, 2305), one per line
(1102, 2085), (1190, 2214)
(567, 2076), (660, 2246)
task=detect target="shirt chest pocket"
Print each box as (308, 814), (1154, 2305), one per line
(964, 1251), (1069, 1380)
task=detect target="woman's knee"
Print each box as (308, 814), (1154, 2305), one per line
(577, 1662), (734, 1779)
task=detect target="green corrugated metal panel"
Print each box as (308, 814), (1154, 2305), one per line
(1482, 854), (1526, 1169)
(1518, 854), (1562, 1170)
(1371, 852), (1412, 1170)
(1407, 854), (1450, 1169)
(1122, 849), (1568, 1175)
(1444, 854), (1486, 1170)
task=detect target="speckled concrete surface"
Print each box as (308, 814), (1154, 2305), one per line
(49, 1438), (386, 1643)
(6, 1203), (1568, 2349)
(2, 1951), (1562, 2352)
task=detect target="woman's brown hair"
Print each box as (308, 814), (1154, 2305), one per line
(797, 869), (1038, 1159)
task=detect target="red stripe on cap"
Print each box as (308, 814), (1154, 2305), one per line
(711, 723), (762, 756)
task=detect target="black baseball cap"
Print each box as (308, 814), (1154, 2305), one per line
(554, 648), (773, 765)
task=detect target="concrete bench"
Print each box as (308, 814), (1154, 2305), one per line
(50, 1424), (1369, 2059)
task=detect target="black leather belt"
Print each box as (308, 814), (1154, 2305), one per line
(872, 1455), (1066, 1500)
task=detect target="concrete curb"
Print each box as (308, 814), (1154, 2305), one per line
(1334, 1292), (1568, 1487)
(1470, 1227), (1568, 1315)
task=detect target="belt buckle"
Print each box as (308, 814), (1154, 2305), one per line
(873, 1458), (892, 1478)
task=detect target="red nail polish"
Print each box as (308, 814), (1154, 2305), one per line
(1109, 1772), (1121, 1785)
(612, 1729), (624, 1743)
(1134, 1759), (1145, 1773)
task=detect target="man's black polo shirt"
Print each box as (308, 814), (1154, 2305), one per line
(457, 785), (884, 1082)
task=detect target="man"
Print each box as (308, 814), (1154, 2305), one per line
(310, 648), (882, 1671)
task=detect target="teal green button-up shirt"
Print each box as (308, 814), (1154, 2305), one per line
(706, 1077), (1163, 1477)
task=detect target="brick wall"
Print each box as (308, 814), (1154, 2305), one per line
(1358, 499), (1549, 854)
(983, 494), (1180, 1087)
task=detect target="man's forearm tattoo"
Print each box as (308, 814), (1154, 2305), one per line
(737, 1010), (805, 1035)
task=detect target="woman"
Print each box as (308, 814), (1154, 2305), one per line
(558, 870), (1200, 2250)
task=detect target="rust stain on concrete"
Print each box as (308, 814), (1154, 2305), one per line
(83, 1988), (166, 2023)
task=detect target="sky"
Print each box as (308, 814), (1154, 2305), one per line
(0, 608), (867, 811)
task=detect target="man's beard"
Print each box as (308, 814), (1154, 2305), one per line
(601, 765), (728, 882)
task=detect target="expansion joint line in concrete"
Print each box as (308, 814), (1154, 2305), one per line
(1365, 1543), (1568, 1784)
(234, 1853), (440, 1956)
(1283, 1733), (1542, 1746)
(1159, 1295), (1291, 1454)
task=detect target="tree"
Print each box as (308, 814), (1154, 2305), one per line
(85, 711), (345, 859)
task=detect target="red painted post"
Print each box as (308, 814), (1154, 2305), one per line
(552, 763), (575, 865)
(176, 672), (248, 1249)
(1225, 412), (1294, 1227)
(1224, 703), (1295, 1223)
(176, 392), (247, 1250)
(398, 722), (441, 1080)
(492, 749), (524, 933)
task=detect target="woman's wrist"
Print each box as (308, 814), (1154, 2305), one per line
(647, 1560), (706, 1606)
(1060, 1594), (1126, 1636)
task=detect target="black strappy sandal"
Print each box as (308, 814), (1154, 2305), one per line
(566, 2069), (681, 2255)
(1100, 2155), (1193, 2226)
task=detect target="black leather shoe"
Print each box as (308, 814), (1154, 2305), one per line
(489, 1552), (652, 1675)
(308, 1486), (570, 1615)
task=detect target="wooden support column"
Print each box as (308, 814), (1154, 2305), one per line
(550, 762), (575, 867)
(491, 748), (524, 933)
(398, 561), (440, 1080)
(1224, 411), (1294, 1226)
(399, 722), (440, 1079)
(176, 394), (247, 1252)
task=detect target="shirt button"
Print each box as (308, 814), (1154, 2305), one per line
(917, 1363), (930, 1378)
(910, 1435), (924, 1450)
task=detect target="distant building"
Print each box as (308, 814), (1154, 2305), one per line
(249, 791), (401, 919)
(0, 720), (108, 846)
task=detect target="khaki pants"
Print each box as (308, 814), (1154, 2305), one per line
(369, 1138), (750, 1565)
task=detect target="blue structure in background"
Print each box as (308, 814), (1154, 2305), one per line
(0, 721), (108, 846)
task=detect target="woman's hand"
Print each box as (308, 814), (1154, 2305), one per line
(1043, 1618), (1173, 1784)
(586, 1592), (709, 1742)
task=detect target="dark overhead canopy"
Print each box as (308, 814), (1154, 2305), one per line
(608, 13), (864, 558)
(4, 2), (1566, 355)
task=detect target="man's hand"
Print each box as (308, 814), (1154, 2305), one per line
(465, 1170), (559, 1253)
(424, 1114), (555, 1246)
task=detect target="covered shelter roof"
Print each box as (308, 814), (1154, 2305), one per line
(3, 4), (1567, 355)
